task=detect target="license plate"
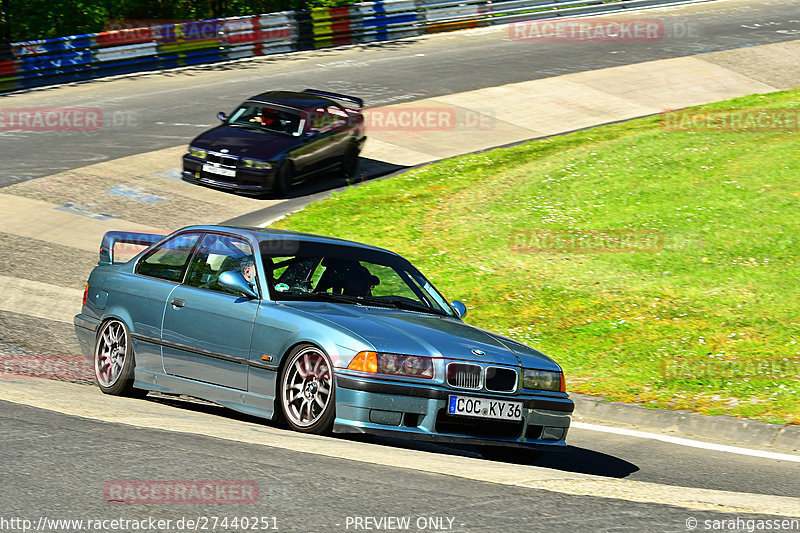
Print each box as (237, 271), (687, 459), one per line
(447, 395), (523, 421)
(202, 164), (236, 177)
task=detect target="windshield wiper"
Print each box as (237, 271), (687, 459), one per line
(359, 297), (450, 317)
(279, 290), (365, 306)
(280, 291), (449, 316)
(312, 292), (364, 305)
(308, 292), (400, 310)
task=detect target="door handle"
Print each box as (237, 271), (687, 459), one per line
(171, 298), (185, 308)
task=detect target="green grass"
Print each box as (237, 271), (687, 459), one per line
(273, 90), (800, 425)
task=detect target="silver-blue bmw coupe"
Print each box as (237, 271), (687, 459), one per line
(74, 225), (572, 458)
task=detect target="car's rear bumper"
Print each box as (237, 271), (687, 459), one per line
(73, 313), (100, 360)
(333, 374), (572, 449)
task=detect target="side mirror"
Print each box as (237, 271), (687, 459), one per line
(217, 111), (228, 121)
(451, 300), (467, 319)
(218, 270), (258, 299)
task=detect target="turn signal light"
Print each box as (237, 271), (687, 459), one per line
(82, 284), (89, 306)
(347, 351), (378, 373)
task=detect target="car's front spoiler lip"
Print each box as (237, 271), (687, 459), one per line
(335, 375), (574, 413)
(333, 422), (569, 451)
(181, 171), (273, 194)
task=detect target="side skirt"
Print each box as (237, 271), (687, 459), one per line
(134, 368), (276, 421)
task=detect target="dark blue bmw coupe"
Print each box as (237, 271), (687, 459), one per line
(182, 89), (366, 196)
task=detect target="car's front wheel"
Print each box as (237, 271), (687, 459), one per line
(273, 161), (293, 197)
(94, 319), (144, 397)
(279, 344), (336, 434)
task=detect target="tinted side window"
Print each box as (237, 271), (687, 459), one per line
(136, 233), (202, 282)
(307, 106), (347, 134)
(184, 233), (255, 295)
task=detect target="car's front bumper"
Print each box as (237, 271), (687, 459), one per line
(182, 155), (278, 194)
(333, 374), (572, 449)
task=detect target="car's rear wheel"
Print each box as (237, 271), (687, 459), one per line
(342, 145), (360, 180)
(274, 161), (293, 197)
(279, 344), (335, 434)
(94, 319), (145, 397)
(477, 444), (544, 464)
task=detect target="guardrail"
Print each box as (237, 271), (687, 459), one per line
(0, 0), (716, 94)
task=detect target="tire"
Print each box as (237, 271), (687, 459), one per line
(273, 161), (293, 197)
(94, 319), (144, 397)
(279, 344), (336, 434)
(341, 145), (360, 180)
(477, 444), (544, 464)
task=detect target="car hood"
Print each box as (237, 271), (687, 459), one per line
(281, 302), (560, 370)
(190, 125), (303, 159)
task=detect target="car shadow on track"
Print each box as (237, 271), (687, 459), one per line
(221, 157), (408, 226)
(346, 434), (640, 478)
(525, 446), (640, 478)
(144, 393), (638, 479)
(279, 157), (409, 199)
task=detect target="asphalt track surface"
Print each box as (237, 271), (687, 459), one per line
(35, 390), (800, 499)
(0, 400), (797, 533)
(1, 0), (800, 187)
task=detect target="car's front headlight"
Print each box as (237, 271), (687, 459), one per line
(241, 158), (273, 169)
(347, 351), (434, 379)
(188, 147), (207, 158)
(523, 369), (564, 392)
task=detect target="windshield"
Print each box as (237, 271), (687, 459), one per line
(260, 239), (455, 317)
(227, 102), (302, 136)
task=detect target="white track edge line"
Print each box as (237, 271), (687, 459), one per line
(572, 421), (800, 463)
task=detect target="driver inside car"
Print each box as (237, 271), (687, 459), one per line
(315, 258), (379, 298)
(239, 258), (256, 285)
(250, 107), (278, 127)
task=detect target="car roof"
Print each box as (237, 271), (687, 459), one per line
(247, 91), (336, 111)
(179, 225), (401, 256)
